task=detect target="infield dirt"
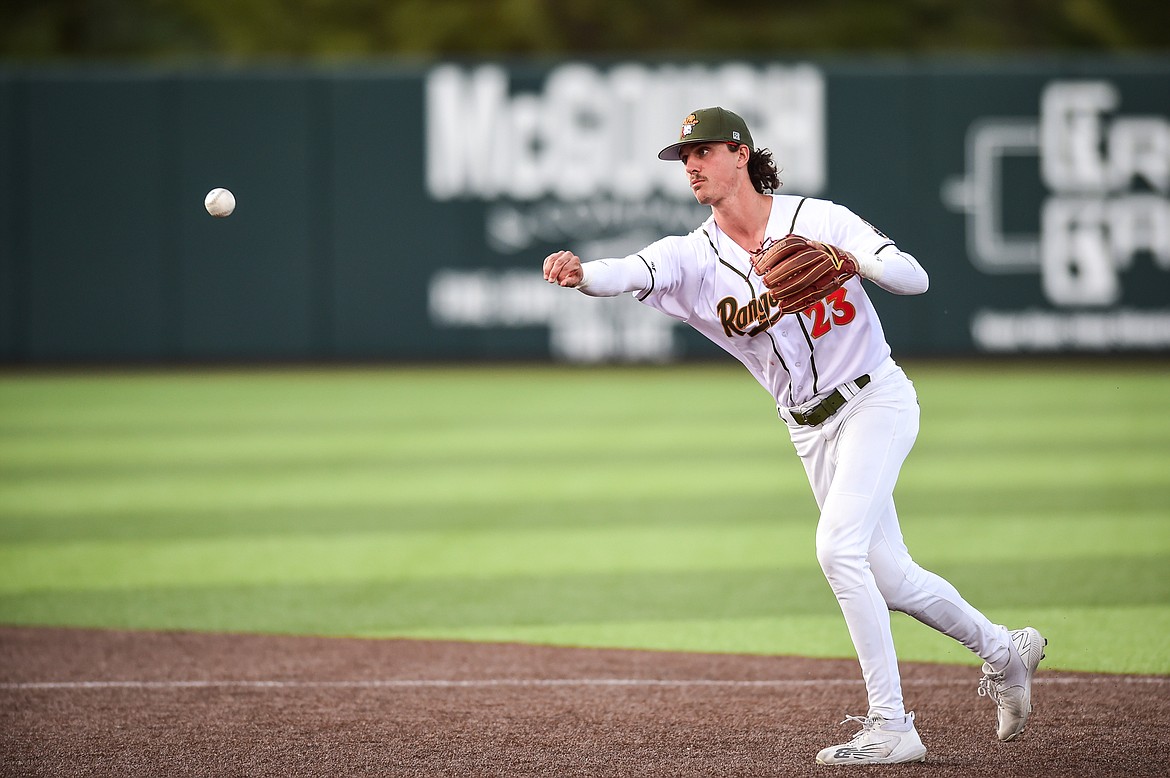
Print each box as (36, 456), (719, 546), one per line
(2, 626), (1166, 777)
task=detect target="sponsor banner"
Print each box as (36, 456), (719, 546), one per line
(943, 78), (1170, 352)
(2, 61), (1167, 362)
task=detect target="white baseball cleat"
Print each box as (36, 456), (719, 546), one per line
(814, 712), (927, 765)
(978, 626), (1047, 742)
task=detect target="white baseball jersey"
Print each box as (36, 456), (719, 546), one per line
(581, 194), (928, 410)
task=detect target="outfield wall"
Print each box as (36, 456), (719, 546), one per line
(1, 60), (1168, 362)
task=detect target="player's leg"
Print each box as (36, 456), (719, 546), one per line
(866, 498), (1046, 742)
(865, 500), (1012, 666)
(811, 389), (919, 723)
(788, 421), (906, 708)
(800, 387), (929, 765)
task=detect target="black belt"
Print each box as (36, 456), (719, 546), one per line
(790, 374), (872, 427)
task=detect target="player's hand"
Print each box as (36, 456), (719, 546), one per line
(543, 250), (584, 288)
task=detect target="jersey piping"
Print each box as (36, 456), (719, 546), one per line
(633, 254), (656, 301)
(788, 197), (809, 234)
(788, 196), (821, 395)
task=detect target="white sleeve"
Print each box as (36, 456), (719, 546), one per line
(576, 256), (653, 298)
(855, 247), (929, 295)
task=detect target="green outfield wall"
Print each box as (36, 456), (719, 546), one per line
(2, 60), (1168, 362)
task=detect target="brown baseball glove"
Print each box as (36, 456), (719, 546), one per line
(750, 234), (859, 314)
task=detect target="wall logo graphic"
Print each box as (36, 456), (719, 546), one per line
(424, 62), (826, 362)
(943, 80), (1170, 351)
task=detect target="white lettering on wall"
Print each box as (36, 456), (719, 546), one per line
(428, 269), (677, 362)
(426, 62), (826, 202)
(945, 79), (1170, 314)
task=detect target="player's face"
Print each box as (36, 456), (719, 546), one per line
(678, 142), (746, 206)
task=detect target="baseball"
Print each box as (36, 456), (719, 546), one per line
(204, 188), (236, 217)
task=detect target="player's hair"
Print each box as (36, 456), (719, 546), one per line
(747, 147), (781, 194)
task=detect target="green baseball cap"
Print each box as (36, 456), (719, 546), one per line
(658, 107), (754, 161)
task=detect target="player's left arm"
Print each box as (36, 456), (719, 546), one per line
(824, 203), (929, 296)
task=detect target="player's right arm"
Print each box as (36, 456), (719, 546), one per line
(543, 251), (653, 298)
(543, 250), (585, 288)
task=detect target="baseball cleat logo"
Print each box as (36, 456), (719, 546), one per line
(833, 744), (886, 760)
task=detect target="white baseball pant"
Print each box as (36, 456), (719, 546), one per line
(785, 365), (1013, 720)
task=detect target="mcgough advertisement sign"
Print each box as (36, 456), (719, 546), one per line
(425, 62), (828, 362)
(422, 62), (1169, 361)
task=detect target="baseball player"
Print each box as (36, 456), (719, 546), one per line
(542, 107), (1047, 765)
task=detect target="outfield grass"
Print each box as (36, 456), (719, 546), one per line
(1, 361), (1167, 674)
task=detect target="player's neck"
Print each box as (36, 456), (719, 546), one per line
(712, 191), (774, 254)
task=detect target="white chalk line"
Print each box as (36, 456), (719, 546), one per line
(1, 676), (1165, 691)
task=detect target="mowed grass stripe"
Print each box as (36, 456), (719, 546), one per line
(0, 524), (819, 593)
(0, 484), (1162, 544)
(2, 555), (1165, 628)
(1, 512), (1166, 595)
(1, 456), (1160, 523)
(0, 457), (803, 518)
(0, 496), (796, 543)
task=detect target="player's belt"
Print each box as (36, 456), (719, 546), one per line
(790, 374), (872, 427)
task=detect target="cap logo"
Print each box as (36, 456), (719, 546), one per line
(732, 131), (741, 141)
(679, 113), (699, 140)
